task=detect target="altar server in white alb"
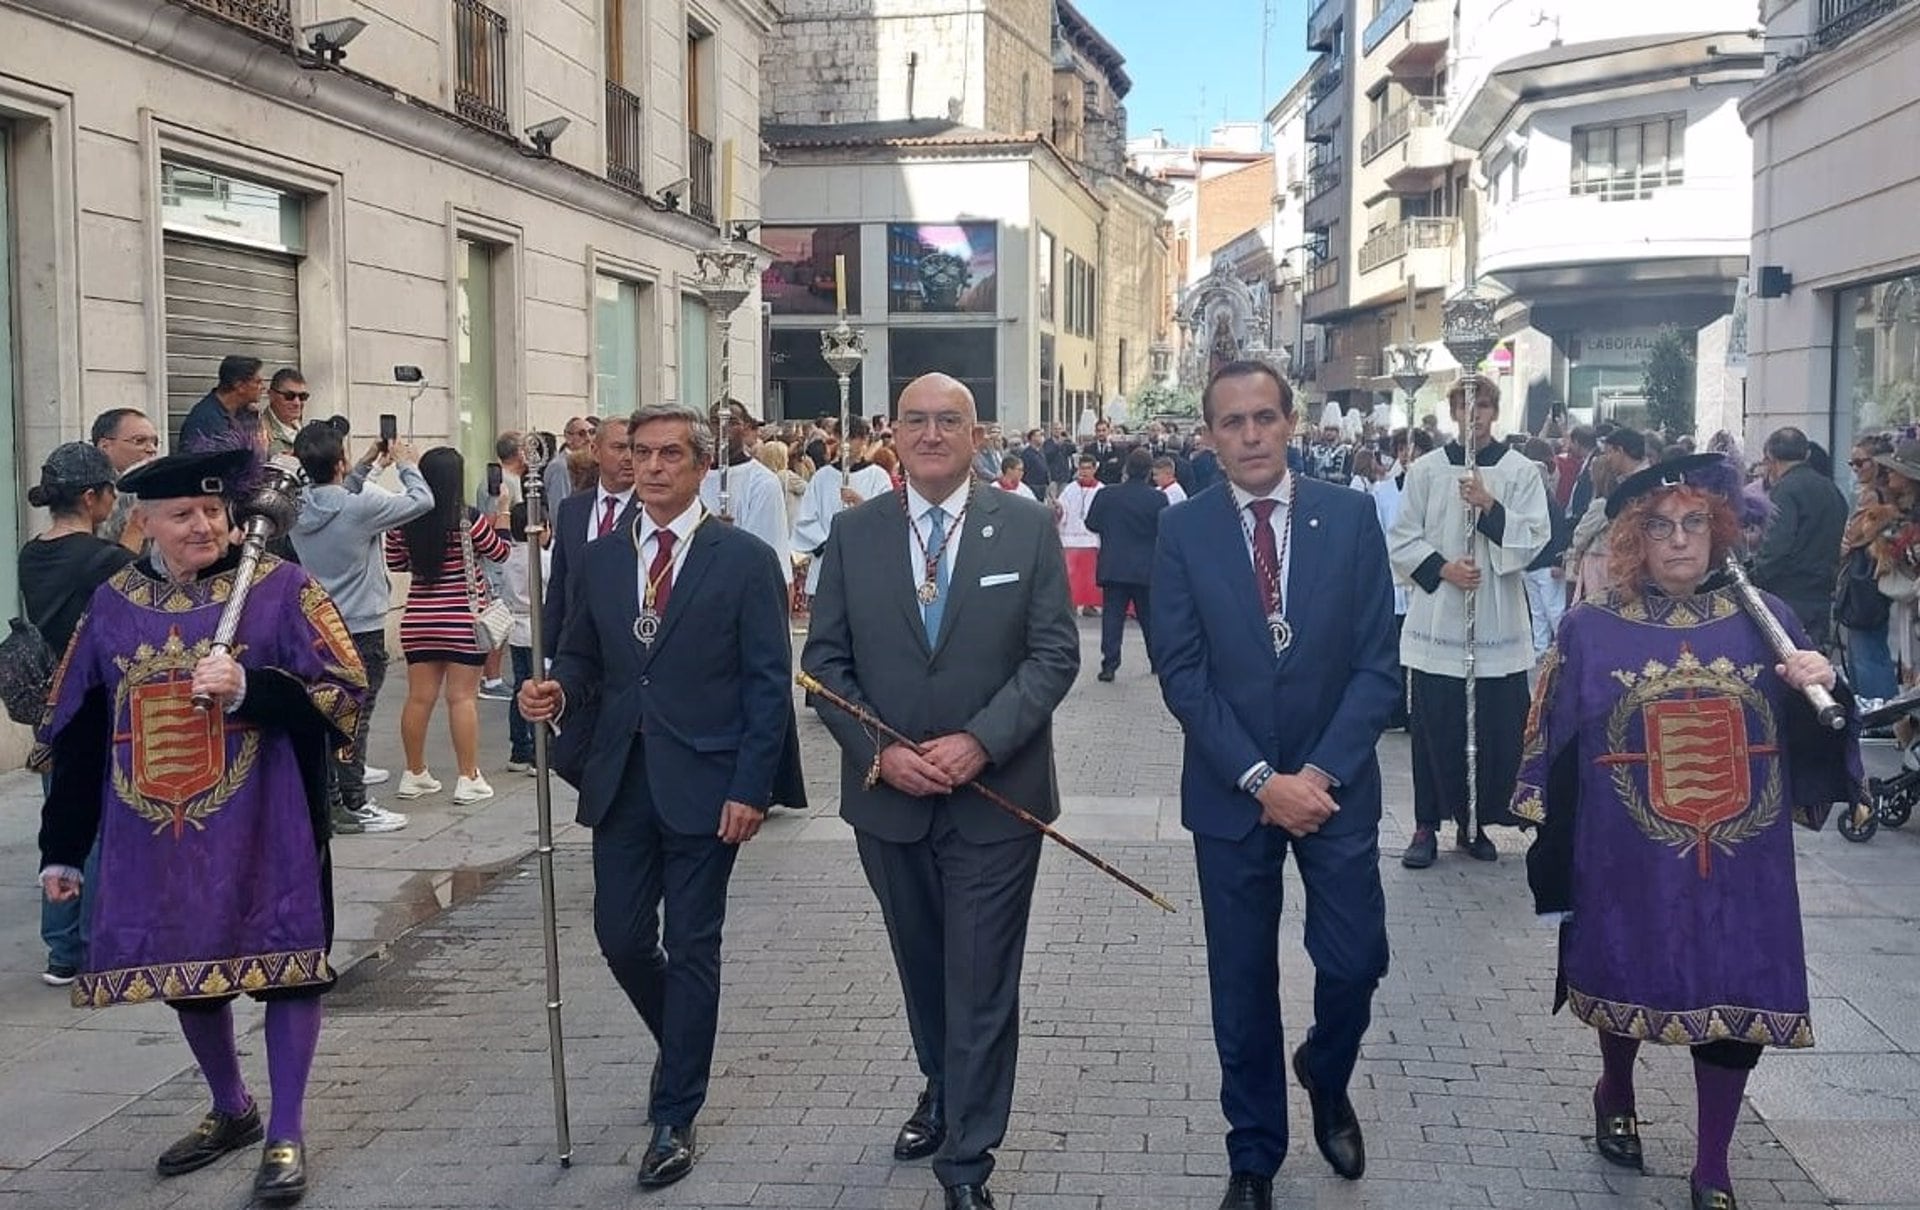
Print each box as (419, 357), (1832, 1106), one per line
(1387, 374), (1549, 871)
(792, 416), (894, 596)
(702, 399), (793, 585)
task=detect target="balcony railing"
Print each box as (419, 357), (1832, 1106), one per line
(605, 82), (645, 193)
(1308, 60), (1345, 108)
(1360, 97), (1443, 163)
(1817, 0), (1912, 46)
(1307, 157), (1343, 201)
(1358, 216), (1458, 274)
(1307, 0), (1341, 51)
(1308, 259), (1341, 294)
(1363, 0), (1415, 54)
(176, 0), (294, 39)
(688, 131), (716, 222)
(454, 0), (511, 136)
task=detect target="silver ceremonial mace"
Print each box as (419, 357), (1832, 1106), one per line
(192, 459), (302, 712)
(1442, 284), (1500, 828)
(821, 311), (866, 477)
(520, 432), (574, 1166)
(691, 234), (759, 519)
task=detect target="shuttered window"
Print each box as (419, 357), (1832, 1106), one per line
(162, 234), (300, 445)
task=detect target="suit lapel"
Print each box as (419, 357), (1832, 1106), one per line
(1282, 482), (1326, 666)
(642, 515), (720, 659)
(884, 494), (933, 655)
(931, 484), (1001, 659)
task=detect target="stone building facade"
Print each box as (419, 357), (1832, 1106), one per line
(0, 0), (773, 762)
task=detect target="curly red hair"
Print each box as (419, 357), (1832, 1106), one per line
(1606, 486), (1741, 602)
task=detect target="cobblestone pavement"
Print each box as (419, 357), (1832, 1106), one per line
(3, 622), (1918, 1209)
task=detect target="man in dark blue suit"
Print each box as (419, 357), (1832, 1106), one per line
(1085, 447), (1166, 681)
(1151, 361), (1399, 1210)
(518, 403), (796, 1191)
(541, 416), (635, 640)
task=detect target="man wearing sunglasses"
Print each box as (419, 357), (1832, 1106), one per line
(264, 368), (310, 457)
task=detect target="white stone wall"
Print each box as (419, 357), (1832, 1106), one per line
(1742, 4), (1920, 452)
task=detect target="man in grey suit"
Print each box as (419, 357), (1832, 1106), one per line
(802, 373), (1080, 1210)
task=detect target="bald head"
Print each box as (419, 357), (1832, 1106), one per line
(894, 373), (978, 499)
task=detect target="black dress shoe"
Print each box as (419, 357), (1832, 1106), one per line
(1691, 1180), (1737, 1210)
(1097, 668), (1116, 682)
(1401, 828), (1437, 869)
(1593, 1096), (1644, 1171)
(1457, 830), (1499, 862)
(636, 1123), (696, 1189)
(944, 1184), (994, 1209)
(155, 1101), (263, 1176)
(1218, 1171), (1273, 1210)
(253, 1139), (307, 1206)
(893, 1084), (946, 1161)
(1292, 1046), (1365, 1180)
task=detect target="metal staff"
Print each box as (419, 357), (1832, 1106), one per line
(522, 433), (574, 1166)
(1724, 558), (1847, 730)
(192, 458), (301, 712)
(797, 671), (1176, 912)
(1462, 418), (1481, 830)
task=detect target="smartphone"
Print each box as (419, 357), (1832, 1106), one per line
(378, 413), (398, 450)
(486, 461), (504, 498)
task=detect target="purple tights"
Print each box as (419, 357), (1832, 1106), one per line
(1692, 1056), (1749, 1192)
(173, 998), (324, 1142)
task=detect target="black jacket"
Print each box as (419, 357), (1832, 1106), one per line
(1751, 462), (1847, 616)
(1085, 477), (1167, 586)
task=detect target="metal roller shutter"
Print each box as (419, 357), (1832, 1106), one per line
(162, 234), (300, 446)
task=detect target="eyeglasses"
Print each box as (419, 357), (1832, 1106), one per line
(1850, 457), (1874, 468)
(113, 433), (160, 450)
(897, 412), (968, 435)
(1641, 512), (1712, 540)
(274, 390), (310, 402)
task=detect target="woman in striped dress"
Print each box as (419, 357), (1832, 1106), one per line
(384, 447), (510, 805)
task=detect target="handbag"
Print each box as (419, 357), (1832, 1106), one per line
(0, 545), (124, 725)
(1836, 546), (1892, 630)
(458, 517), (513, 652)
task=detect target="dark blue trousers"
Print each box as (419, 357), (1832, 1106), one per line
(1194, 817), (1389, 1177)
(591, 744), (739, 1128)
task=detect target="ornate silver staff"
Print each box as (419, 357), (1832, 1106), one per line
(521, 432), (574, 1166)
(1442, 284), (1501, 827)
(821, 312), (866, 476)
(691, 235), (759, 520)
(1724, 558), (1847, 730)
(191, 458), (302, 712)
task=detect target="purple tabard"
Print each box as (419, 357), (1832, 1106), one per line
(39, 557), (365, 1007)
(1512, 582), (1863, 1049)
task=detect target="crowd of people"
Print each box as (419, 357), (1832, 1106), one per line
(12, 350), (1882, 1210)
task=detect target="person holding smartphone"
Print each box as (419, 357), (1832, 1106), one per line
(289, 424), (435, 834)
(473, 435), (527, 700)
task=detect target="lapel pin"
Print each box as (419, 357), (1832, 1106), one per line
(982, 525), (995, 538)
(1308, 518), (1320, 528)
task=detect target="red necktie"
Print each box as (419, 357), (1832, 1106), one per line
(647, 530), (677, 616)
(1248, 498), (1281, 616)
(597, 496), (618, 538)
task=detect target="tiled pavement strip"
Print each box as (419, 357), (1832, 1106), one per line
(3, 622), (1919, 1209)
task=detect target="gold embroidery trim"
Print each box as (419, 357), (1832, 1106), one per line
(1566, 986), (1814, 1048)
(73, 949), (332, 1008)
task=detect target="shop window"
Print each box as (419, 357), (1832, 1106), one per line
(890, 327), (997, 420)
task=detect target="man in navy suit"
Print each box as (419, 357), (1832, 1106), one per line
(1085, 447), (1166, 681)
(1151, 361), (1398, 1210)
(542, 416), (635, 639)
(518, 403), (796, 1191)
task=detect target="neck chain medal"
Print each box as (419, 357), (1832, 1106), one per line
(1241, 479), (1297, 657)
(905, 484), (971, 605)
(631, 510), (705, 646)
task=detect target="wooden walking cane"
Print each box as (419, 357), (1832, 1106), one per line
(797, 671), (1177, 913)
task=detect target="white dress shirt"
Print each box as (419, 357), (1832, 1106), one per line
(635, 497), (704, 610)
(587, 485), (635, 544)
(904, 480), (970, 594)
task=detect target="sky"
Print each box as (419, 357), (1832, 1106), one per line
(1072, 0), (1313, 145)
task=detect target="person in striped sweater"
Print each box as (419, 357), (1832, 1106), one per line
(384, 447), (509, 805)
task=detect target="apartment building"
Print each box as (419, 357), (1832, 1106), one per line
(1450, 0), (1759, 435)
(760, 0), (1168, 429)
(1743, 0), (1920, 461)
(1301, 0), (1470, 416)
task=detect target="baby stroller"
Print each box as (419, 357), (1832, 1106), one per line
(1844, 688), (1920, 841)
